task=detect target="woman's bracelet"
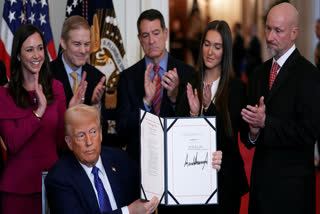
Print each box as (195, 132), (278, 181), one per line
(32, 110), (42, 120)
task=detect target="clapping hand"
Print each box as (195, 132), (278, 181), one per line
(69, 71), (88, 108)
(34, 73), (47, 117)
(162, 68), (179, 103)
(144, 64), (159, 106)
(91, 76), (106, 107)
(241, 96), (266, 138)
(186, 83), (200, 116)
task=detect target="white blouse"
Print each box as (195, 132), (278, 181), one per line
(204, 76), (220, 104)
(200, 76), (220, 115)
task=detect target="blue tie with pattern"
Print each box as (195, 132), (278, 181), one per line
(92, 166), (112, 212)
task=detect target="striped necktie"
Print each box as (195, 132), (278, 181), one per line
(152, 64), (161, 115)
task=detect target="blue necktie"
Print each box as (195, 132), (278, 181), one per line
(92, 166), (112, 212)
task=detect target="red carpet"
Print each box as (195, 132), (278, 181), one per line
(238, 137), (254, 214)
(316, 171), (319, 214)
(238, 135), (320, 214)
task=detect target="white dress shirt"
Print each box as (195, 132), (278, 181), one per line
(201, 76), (220, 115)
(272, 44), (296, 74)
(61, 53), (82, 90)
(79, 156), (129, 214)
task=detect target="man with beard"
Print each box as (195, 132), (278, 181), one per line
(241, 3), (320, 214)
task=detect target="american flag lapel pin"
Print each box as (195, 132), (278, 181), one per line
(112, 167), (116, 172)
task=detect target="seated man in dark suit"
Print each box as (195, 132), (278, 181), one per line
(45, 104), (158, 214)
(116, 9), (195, 161)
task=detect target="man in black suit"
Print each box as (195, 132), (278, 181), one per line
(51, 15), (105, 108)
(241, 3), (320, 214)
(51, 16), (115, 146)
(45, 104), (158, 214)
(116, 9), (194, 161)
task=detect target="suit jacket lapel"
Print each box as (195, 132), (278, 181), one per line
(81, 64), (92, 105)
(262, 60), (272, 102)
(136, 59), (146, 100)
(167, 54), (175, 71)
(101, 151), (122, 207)
(55, 55), (74, 104)
(266, 49), (300, 103)
(68, 154), (101, 213)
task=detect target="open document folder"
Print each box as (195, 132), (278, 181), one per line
(139, 109), (218, 206)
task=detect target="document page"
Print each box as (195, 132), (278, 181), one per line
(166, 117), (217, 205)
(140, 110), (165, 203)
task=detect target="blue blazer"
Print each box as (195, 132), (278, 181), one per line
(45, 147), (139, 214)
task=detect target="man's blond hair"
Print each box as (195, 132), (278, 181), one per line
(61, 15), (90, 42)
(64, 104), (100, 136)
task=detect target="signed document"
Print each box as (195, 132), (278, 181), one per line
(166, 117), (217, 205)
(140, 109), (217, 206)
(140, 110), (165, 204)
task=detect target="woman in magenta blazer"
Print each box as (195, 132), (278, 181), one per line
(0, 24), (67, 214)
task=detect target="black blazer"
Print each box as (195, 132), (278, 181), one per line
(50, 55), (118, 147)
(241, 49), (320, 214)
(176, 75), (249, 214)
(116, 54), (194, 161)
(50, 54), (104, 107)
(45, 147), (139, 214)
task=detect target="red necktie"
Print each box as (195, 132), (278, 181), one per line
(269, 62), (280, 90)
(152, 65), (161, 115)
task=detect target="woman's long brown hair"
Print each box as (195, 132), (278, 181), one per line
(197, 20), (233, 137)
